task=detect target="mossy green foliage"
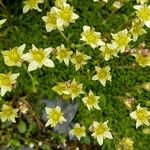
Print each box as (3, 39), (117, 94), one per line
(0, 0), (150, 149)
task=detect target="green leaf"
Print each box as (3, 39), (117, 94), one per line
(18, 120), (27, 134)
(41, 144), (52, 150)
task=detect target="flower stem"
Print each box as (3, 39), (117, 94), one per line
(23, 65), (36, 93)
(58, 29), (68, 42)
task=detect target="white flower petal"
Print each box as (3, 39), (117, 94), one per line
(18, 44), (26, 53)
(0, 88), (7, 97)
(21, 53), (32, 61)
(92, 75), (98, 80)
(130, 111), (137, 119)
(83, 25), (90, 32)
(97, 136), (103, 145)
(44, 47), (53, 56)
(23, 5), (30, 13)
(28, 61), (39, 72)
(42, 16), (48, 22)
(104, 131), (113, 139)
(136, 120), (142, 129)
(45, 120), (51, 127)
(43, 58), (54, 68)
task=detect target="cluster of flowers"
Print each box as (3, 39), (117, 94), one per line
(0, 0), (150, 146)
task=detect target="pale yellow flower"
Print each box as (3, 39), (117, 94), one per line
(2, 44), (25, 67)
(136, 0), (148, 5)
(92, 66), (111, 87)
(134, 5), (150, 28)
(45, 106), (66, 127)
(130, 104), (150, 128)
(56, 44), (73, 66)
(56, 3), (79, 27)
(69, 79), (84, 100)
(82, 90), (100, 110)
(81, 25), (105, 49)
(116, 137), (134, 150)
(99, 43), (118, 61)
(23, 0), (44, 13)
(52, 79), (84, 100)
(0, 19), (7, 28)
(69, 123), (86, 140)
(143, 82), (150, 92)
(130, 19), (147, 41)
(111, 29), (131, 53)
(0, 104), (19, 123)
(52, 82), (69, 95)
(132, 50), (150, 67)
(21, 44), (54, 72)
(42, 7), (63, 32)
(71, 51), (91, 71)
(89, 121), (113, 145)
(0, 73), (20, 97)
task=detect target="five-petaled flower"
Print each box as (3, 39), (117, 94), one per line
(111, 29), (131, 53)
(71, 51), (91, 71)
(52, 82), (69, 96)
(42, 7), (64, 32)
(2, 44), (26, 67)
(130, 19), (147, 41)
(0, 104), (19, 123)
(0, 73), (20, 97)
(69, 123), (86, 140)
(130, 104), (150, 128)
(89, 121), (113, 145)
(56, 3), (79, 27)
(132, 50), (150, 67)
(99, 43), (118, 61)
(56, 44), (73, 66)
(45, 106), (66, 128)
(81, 25), (105, 49)
(92, 66), (111, 87)
(22, 44), (54, 72)
(69, 79), (84, 100)
(23, 0), (44, 13)
(82, 90), (100, 110)
(134, 5), (150, 28)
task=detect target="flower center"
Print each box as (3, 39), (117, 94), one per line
(85, 31), (97, 43)
(47, 13), (57, 25)
(104, 47), (114, 56)
(28, 0), (38, 7)
(70, 84), (81, 96)
(87, 96), (96, 105)
(117, 35), (129, 47)
(95, 124), (107, 135)
(74, 128), (83, 135)
(98, 70), (108, 79)
(136, 109), (148, 121)
(32, 49), (45, 62)
(137, 7), (150, 21)
(0, 75), (11, 86)
(60, 8), (72, 22)
(58, 49), (69, 59)
(3, 108), (14, 118)
(51, 111), (61, 122)
(136, 54), (150, 66)
(8, 48), (20, 63)
(75, 55), (84, 64)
